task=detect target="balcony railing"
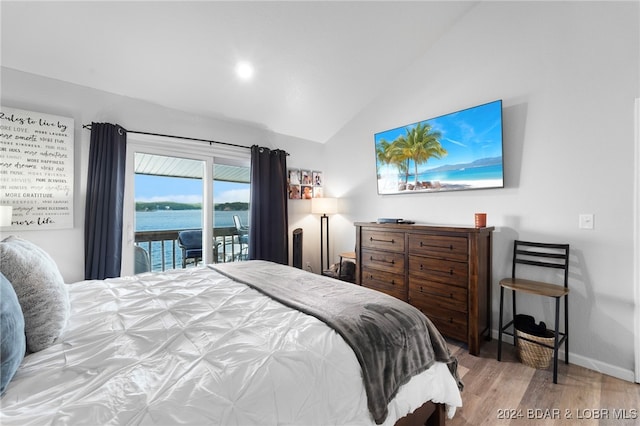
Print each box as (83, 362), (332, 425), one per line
(135, 226), (247, 272)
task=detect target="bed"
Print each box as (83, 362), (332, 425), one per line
(0, 237), (462, 426)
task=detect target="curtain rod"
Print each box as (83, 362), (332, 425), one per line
(82, 124), (251, 151)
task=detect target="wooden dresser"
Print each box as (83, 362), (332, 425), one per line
(355, 222), (493, 355)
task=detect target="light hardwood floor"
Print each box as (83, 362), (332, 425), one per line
(446, 339), (640, 425)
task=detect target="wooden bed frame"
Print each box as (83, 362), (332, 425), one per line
(395, 401), (445, 426)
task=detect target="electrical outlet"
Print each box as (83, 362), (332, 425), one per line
(579, 213), (594, 230)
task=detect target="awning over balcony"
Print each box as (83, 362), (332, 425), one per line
(134, 153), (250, 183)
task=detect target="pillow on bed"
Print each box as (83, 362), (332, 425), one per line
(0, 236), (70, 353)
(1, 271), (26, 395)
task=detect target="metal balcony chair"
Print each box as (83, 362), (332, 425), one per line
(497, 240), (570, 383)
(233, 215), (249, 260)
(178, 229), (203, 268)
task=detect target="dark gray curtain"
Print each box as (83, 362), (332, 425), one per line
(84, 123), (127, 280)
(248, 145), (289, 264)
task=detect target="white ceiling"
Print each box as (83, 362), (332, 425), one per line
(1, 1), (477, 143)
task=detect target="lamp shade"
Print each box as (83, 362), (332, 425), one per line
(311, 197), (338, 215)
(0, 206), (13, 227)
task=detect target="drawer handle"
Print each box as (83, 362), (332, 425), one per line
(418, 286), (451, 298)
(420, 264), (424, 271)
(448, 318), (453, 323)
(449, 245), (454, 250)
(370, 237), (395, 244)
(449, 269), (454, 275)
(370, 256), (394, 265)
(367, 273), (394, 286)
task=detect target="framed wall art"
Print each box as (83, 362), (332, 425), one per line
(0, 106), (75, 230)
(288, 168), (324, 200)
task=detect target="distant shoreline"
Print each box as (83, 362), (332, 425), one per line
(135, 201), (249, 212)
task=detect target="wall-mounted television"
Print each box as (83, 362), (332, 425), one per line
(374, 99), (504, 195)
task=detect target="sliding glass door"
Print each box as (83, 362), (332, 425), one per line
(121, 135), (250, 276)
(133, 153), (205, 272)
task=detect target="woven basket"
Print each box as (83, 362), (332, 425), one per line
(516, 329), (555, 369)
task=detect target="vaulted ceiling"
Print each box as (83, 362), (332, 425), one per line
(1, 1), (477, 143)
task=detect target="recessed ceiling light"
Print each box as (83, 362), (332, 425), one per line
(236, 62), (254, 81)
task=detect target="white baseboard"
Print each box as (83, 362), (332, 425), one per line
(490, 330), (636, 383)
(568, 352), (636, 383)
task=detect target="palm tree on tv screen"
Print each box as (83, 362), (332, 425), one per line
(375, 138), (394, 176)
(395, 122), (447, 186)
(376, 122), (447, 188)
(376, 138), (407, 182)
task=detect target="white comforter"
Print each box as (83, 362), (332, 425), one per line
(1, 266), (461, 425)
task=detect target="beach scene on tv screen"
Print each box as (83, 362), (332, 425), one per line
(374, 100), (504, 194)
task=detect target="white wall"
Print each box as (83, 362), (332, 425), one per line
(323, 2), (639, 380)
(0, 67), (318, 282)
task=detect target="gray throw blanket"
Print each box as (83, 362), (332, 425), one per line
(210, 261), (463, 424)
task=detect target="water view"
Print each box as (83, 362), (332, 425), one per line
(133, 159), (251, 271)
(136, 209), (249, 271)
(136, 209), (248, 231)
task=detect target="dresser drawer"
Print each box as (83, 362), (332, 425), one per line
(361, 267), (406, 301)
(408, 278), (467, 313)
(408, 255), (468, 287)
(413, 303), (468, 342)
(361, 249), (404, 274)
(408, 234), (467, 261)
(361, 229), (405, 253)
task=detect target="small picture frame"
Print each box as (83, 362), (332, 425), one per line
(312, 171), (323, 187)
(301, 185), (314, 199)
(289, 184), (301, 199)
(301, 170), (312, 185)
(289, 169), (301, 185)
